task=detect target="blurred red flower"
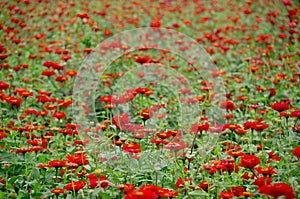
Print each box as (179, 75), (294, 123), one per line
(65, 181), (85, 191)
(52, 112), (67, 119)
(48, 160), (66, 167)
(291, 146), (300, 159)
(51, 188), (64, 195)
(270, 102), (289, 112)
(122, 143), (140, 153)
(240, 154), (260, 169)
(258, 183), (295, 199)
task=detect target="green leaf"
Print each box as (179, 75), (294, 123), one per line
(31, 168), (40, 179)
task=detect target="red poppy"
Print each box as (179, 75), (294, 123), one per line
(240, 154), (260, 169)
(65, 181), (85, 191)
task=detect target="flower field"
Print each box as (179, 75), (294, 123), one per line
(0, 0), (299, 198)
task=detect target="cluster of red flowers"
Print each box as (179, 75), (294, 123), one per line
(119, 184), (178, 199)
(258, 183), (296, 199)
(0, 0), (299, 198)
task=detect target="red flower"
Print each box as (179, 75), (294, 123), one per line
(122, 143), (141, 153)
(227, 151), (244, 158)
(156, 131), (172, 139)
(125, 189), (157, 199)
(269, 88), (276, 97)
(55, 75), (68, 82)
(0, 131), (7, 140)
(89, 175), (109, 189)
(253, 176), (272, 187)
(99, 95), (114, 103)
(190, 123), (209, 134)
(243, 121), (262, 130)
(252, 123), (269, 131)
(52, 112), (67, 119)
(220, 101), (235, 110)
(65, 181), (85, 191)
(76, 13), (89, 19)
(240, 154), (260, 169)
(41, 70), (56, 77)
(291, 146), (300, 159)
(174, 177), (192, 189)
(219, 191), (234, 199)
(290, 110), (300, 118)
(222, 124), (241, 131)
(198, 180), (209, 191)
(58, 100), (72, 107)
(118, 184), (135, 194)
(230, 186), (246, 197)
(66, 70), (78, 77)
(270, 102), (289, 112)
(133, 88), (151, 95)
(258, 183), (295, 199)
(156, 188), (179, 198)
(18, 91), (33, 98)
(51, 188), (64, 195)
(48, 160), (66, 167)
(268, 152), (281, 162)
(5, 96), (22, 108)
(0, 81), (9, 90)
(135, 55), (152, 64)
(255, 166), (276, 175)
(149, 19), (161, 28)
(66, 152), (89, 166)
(140, 108), (152, 121)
